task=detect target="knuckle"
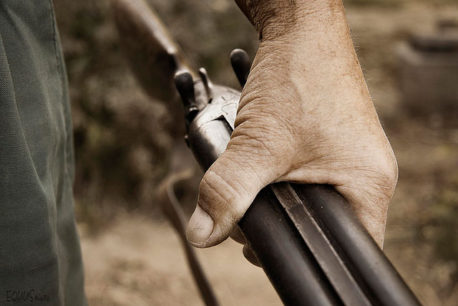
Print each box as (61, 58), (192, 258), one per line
(376, 152), (398, 197)
(357, 144), (399, 201)
(362, 159), (398, 206)
(345, 151), (398, 211)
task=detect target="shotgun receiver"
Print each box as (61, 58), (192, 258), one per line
(113, 0), (421, 305)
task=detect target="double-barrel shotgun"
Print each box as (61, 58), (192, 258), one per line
(112, 1), (421, 305)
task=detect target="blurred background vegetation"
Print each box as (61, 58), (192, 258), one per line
(52, 0), (457, 305)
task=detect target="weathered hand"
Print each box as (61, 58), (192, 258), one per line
(186, 0), (397, 255)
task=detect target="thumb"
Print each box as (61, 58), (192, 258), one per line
(186, 146), (277, 248)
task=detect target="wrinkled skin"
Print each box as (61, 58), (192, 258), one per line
(186, 0), (398, 265)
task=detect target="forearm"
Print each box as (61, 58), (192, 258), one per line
(236, 0), (350, 39)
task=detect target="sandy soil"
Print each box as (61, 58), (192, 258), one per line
(80, 215), (281, 306)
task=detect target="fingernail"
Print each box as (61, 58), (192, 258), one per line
(187, 205), (214, 247)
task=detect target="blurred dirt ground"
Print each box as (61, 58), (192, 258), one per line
(80, 215), (281, 306)
(50, 0), (458, 305)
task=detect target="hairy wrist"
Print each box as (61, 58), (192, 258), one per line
(235, 0), (346, 41)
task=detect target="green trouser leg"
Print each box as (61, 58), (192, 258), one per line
(0, 1), (86, 305)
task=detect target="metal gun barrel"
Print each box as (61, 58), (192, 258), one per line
(187, 112), (420, 305)
(113, 0), (421, 303)
(296, 185), (421, 305)
(182, 66), (421, 305)
(112, 0), (193, 101)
